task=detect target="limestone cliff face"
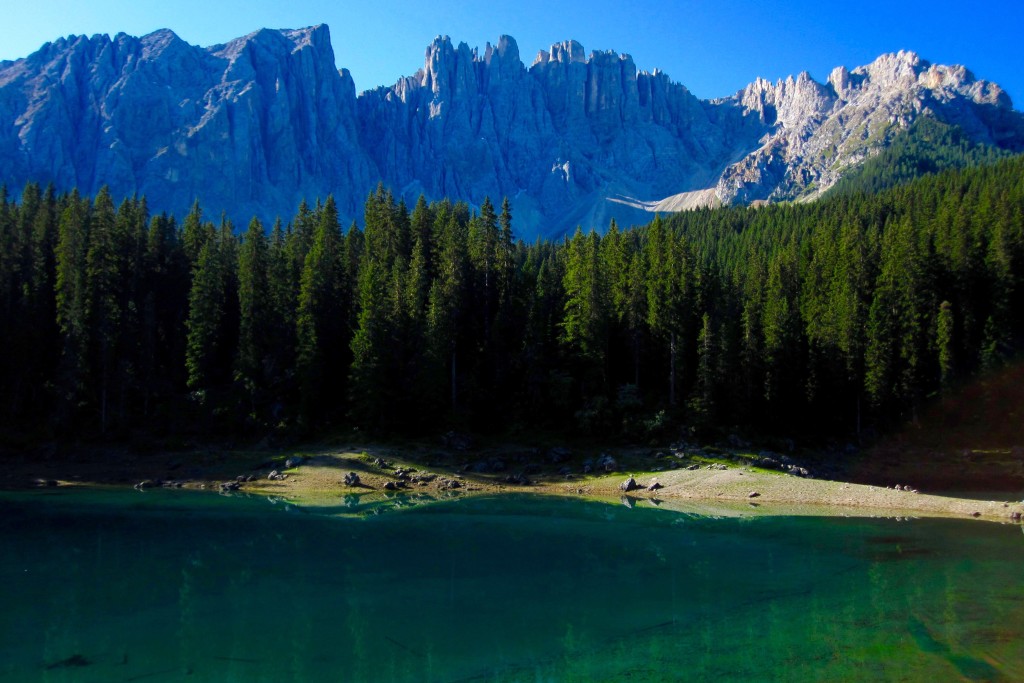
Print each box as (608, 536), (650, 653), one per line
(0, 25), (374, 224)
(357, 34), (745, 235)
(712, 50), (1024, 205)
(1, 27), (1021, 238)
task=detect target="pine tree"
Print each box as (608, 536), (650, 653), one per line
(400, 213), (434, 422)
(236, 217), (271, 413)
(645, 217), (688, 406)
(469, 197), (499, 342)
(363, 183), (408, 267)
(497, 197), (515, 308)
(562, 229), (607, 358)
(185, 239), (227, 397)
(2, 184), (60, 423)
(181, 200), (209, 265)
(428, 205), (470, 412)
(349, 255), (390, 425)
(762, 243), (802, 416)
(54, 191), (91, 426)
(690, 312), (719, 426)
(140, 211), (187, 414)
(85, 187), (121, 430)
(109, 196), (149, 425)
(295, 196), (345, 426)
(266, 218), (296, 397)
(936, 300), (955, 388)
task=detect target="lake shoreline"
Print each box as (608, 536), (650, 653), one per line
(3, 442), (1023, 524)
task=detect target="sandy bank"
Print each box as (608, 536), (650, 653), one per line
(241, 449), (1024, 523)
(4, 444), (1023, 524)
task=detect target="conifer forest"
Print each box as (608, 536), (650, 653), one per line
(1, 154), (1022, 444)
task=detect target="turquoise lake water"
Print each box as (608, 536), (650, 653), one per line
(1, 489), (1023, 682)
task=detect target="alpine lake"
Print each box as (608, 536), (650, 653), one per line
(1, 487), (1023, 682)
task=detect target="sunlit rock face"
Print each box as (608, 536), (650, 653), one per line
(1, 27), (1021, 238)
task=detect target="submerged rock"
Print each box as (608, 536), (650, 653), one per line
(46, 654), (91, 670)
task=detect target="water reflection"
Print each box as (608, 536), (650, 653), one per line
(0, 491), (1022, 682)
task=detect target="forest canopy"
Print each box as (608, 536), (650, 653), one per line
(1, 153), (1022, 444)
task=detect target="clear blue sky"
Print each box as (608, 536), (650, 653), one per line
(2, 0), (1022, 105)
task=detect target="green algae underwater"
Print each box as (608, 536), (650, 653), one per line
(1, 489), (1022, 682)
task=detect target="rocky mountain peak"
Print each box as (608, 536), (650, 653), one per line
(533, 40), (586, 66)
(860, 49), (923, 84)
(281, 23), (332, 51)
(139, 28), (188, 58)
(0, 27), (1021, 239)
(827, 65), (853, 96)
(709, 47), (1024, 208)
(484, 35), (519, 64)
(211, 23), (335, 67)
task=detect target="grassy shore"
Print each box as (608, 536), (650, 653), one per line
(4, 440), (1023, 524)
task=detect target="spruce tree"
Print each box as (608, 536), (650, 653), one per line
(645, 217), (688, 406)
(185, 239), (227, 398)
(85, 187), (121, 430)
(54, 191), (91, 427)
(295, 196), (344, 426)
(428, 205), (470, 412)
(236, 217), (271, 413)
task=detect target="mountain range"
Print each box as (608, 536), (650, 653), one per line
(1, 24), (1022, 238)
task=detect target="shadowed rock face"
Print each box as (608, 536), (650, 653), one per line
(1, 26), (1022, 239)
(0, 25), (373, 225)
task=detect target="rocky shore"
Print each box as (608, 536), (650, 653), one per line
(6, 441), (1020, 524)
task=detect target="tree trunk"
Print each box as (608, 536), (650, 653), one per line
(450, 349), (458, 411)
(633, 334), (640, 387)
(669, 331), (677, 406)
(100, 382), (107, 433)
(856, 394), (862, 442)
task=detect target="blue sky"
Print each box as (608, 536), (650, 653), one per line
(2, 0), (1022, 105)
